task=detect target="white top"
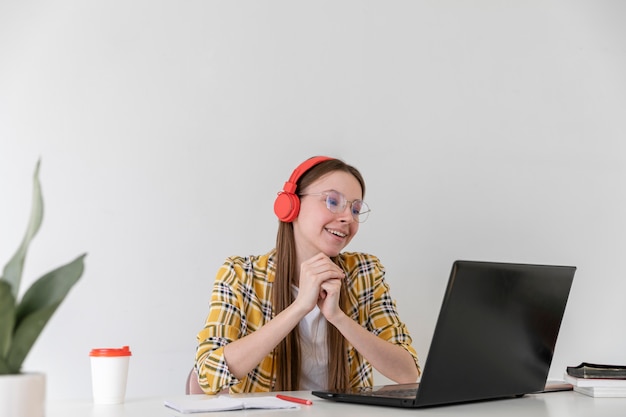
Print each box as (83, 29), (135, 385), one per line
(293, 286), (329, 390)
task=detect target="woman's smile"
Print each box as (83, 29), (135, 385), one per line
(325, 227), (348, 239)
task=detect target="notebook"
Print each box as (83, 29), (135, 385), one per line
(312, 260), (576, 408)
(164, 395), (299, 413)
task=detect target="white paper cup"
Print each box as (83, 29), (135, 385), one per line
(89, 346), (132, 404)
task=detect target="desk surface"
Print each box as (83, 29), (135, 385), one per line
(47, 390), (625, 417)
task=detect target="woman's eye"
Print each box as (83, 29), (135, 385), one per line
(327, 196), (340, 208)
(351, 202), (363, 215)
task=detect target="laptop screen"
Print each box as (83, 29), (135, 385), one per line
(415, 260), (576, 407)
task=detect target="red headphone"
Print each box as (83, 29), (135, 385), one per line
(273, 156), (334, 222)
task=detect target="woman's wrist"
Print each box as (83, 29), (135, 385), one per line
(287, 298), (314, 319)
(324, 309), (349, 327)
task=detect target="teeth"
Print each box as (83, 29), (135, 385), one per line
(327, 229), (347, 237)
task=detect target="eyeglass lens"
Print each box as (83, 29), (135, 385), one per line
(325, 191), (370, 222)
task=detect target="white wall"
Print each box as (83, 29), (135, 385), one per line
(1, 0), (625, 400)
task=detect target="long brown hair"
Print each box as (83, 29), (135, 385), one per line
(272, 158), (366, 391)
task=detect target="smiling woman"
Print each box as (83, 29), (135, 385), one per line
(194, 156), (420, 395)
(293, 169), (364, 259)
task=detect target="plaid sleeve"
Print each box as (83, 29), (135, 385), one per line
(344, 253), (420, 386)
(195, 260), (244, 394)
(368, 268), (420, 370)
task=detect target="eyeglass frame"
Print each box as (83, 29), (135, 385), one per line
(298, 190), (371, 223)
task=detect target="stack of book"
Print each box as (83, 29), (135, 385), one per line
(565, 362), (626, 398)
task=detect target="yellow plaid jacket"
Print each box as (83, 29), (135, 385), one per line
(195, 249), (419, 394)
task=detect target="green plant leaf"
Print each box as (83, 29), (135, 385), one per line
(1, 160), (44, 299)
(0, 357), (10, 374)
(15, 253), (86, 324)
(7, 303), (60, 374)
(8, 253), (86, 372)
(0, 281), (16, 361)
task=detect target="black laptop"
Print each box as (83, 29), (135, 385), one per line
(312, 260), (576, 408)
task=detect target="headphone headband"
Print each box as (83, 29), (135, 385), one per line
(273, 156), (334, 222)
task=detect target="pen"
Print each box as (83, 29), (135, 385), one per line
(276, 394), (313, 405)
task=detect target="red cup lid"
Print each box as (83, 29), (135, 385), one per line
(89, 346), (132, 357)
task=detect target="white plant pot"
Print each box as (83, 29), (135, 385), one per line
(0, 372), (46, 417)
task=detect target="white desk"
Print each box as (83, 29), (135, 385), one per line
(47, 390), (625, 417)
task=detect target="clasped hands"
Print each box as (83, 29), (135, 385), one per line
(294, 253), (346, 323)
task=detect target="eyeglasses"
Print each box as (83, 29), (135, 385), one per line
(299, 190), (371, 223)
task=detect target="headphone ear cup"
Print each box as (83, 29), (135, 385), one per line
(274, 192), (300, 223)
(274, 156), (333, 222)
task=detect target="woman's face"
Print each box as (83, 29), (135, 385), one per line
(293, 170), (363, 262)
